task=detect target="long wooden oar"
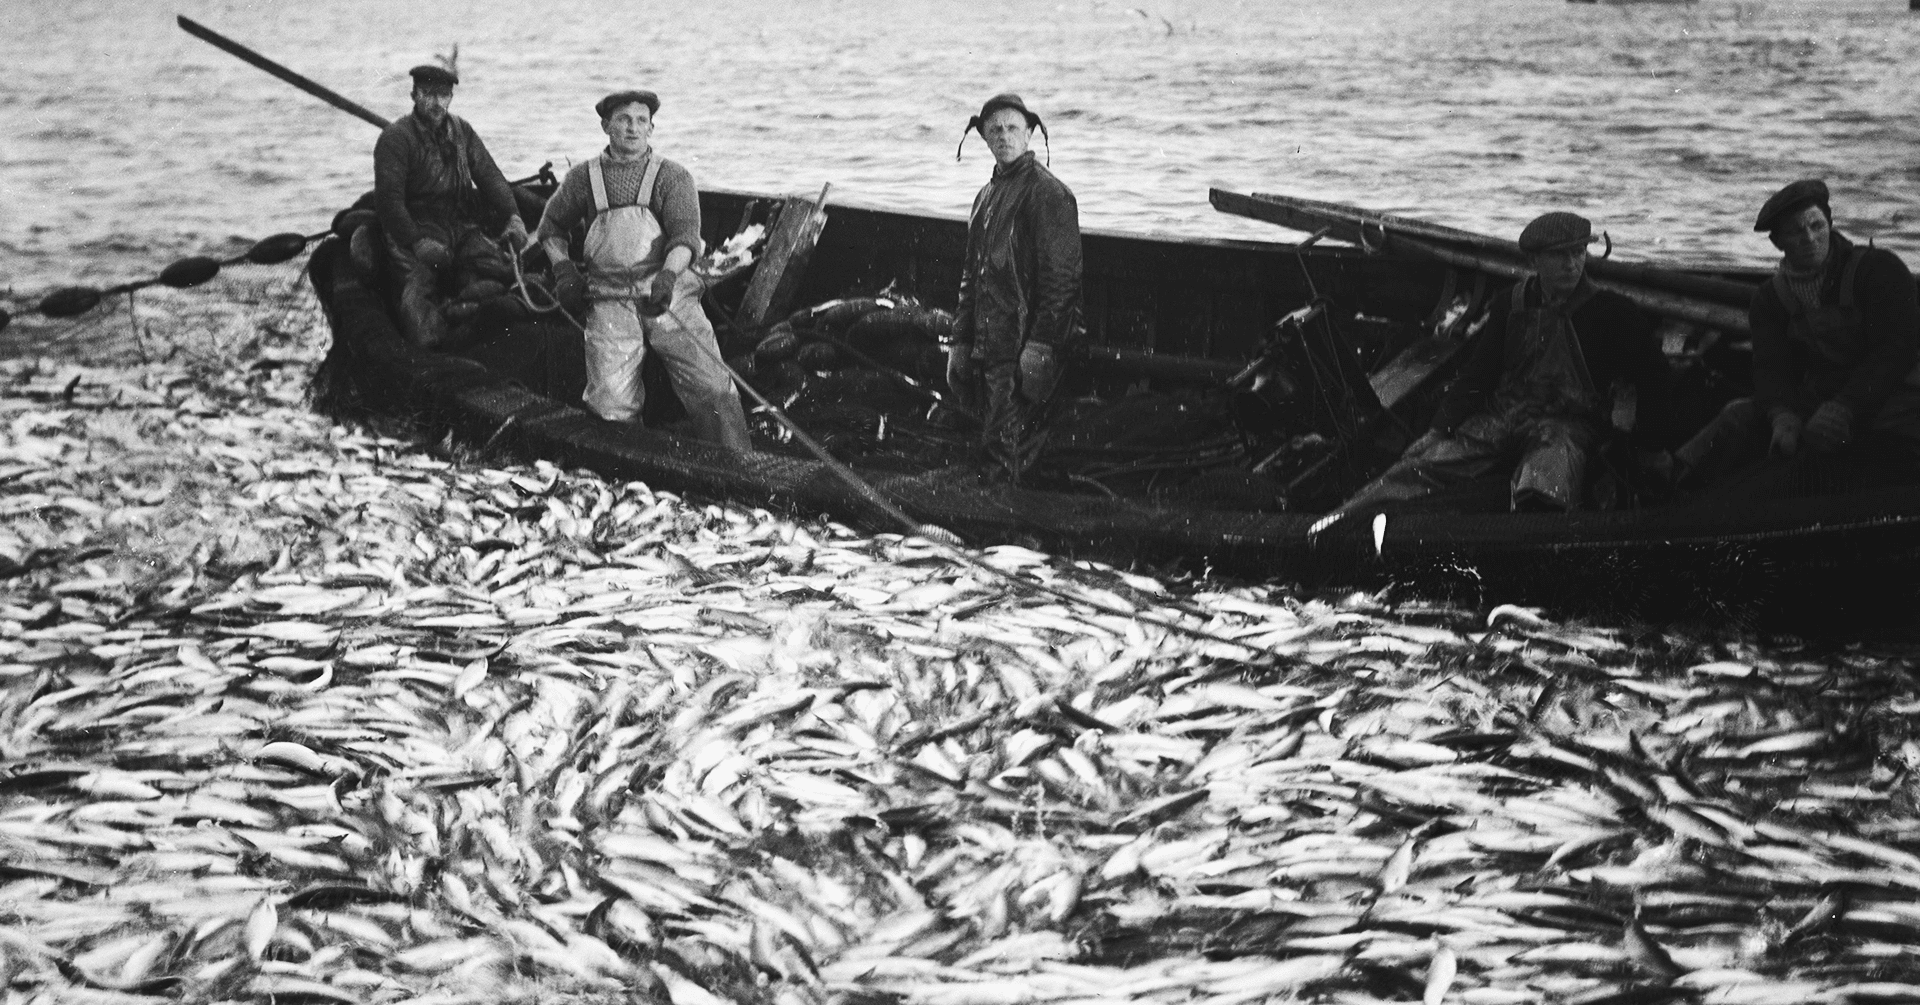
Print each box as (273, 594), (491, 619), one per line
(1215, 189), (1760, 310)
(179, 14), (554, 192)
(1212, 188), (1750, 336)
(177, 16), (392, 129)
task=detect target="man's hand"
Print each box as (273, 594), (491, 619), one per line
(1803, 400), (1854, 453)
(1018, 341), (1060, 404)
(945, 344), (973, 393)
(413, 238), (451, 270)
(1770, 410), (1804, 457)
(640, 270), (679, 318)
(552, 261), (586, 315)
(500, 216), (530, 251)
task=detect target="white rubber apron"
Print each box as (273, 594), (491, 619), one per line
(584, 155), (665, 298)
(575, 155), (752, 452)
(579, 155), (665, 422)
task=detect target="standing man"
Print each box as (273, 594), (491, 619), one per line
(1333, 212), (1671, 514)
(948, 93), (1084, 482)
(1674, 179), (1920, 487)
(533, 91), (751, 454)
(372, 63), (529, 348)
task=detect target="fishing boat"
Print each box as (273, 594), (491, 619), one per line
(306, 183), (1920, 630)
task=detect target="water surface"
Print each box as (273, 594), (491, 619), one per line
(2, 0), (1917, 295)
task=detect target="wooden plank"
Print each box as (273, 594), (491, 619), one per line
(1369, 336), (1466, 411)
(1216, 188), (1759, 307)
(1212, 189), (1751, 336)
(736, 183), (832, 327)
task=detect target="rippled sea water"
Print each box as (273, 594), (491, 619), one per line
(3, 0), (1918, 298)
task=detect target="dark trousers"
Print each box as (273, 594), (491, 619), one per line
(385, 221), (514, 348)
(953, 361), (1051, 481)
(1676, 395), (1920, 499)
(1340, 406), (1599, 513)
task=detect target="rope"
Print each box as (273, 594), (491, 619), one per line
(507, 249), (568, 316)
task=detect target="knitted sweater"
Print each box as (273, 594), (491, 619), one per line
(532, 151), (703, 265)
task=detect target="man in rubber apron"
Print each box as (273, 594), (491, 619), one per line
(533, 90), (751, 453)
(1335, 212), (1669, 514)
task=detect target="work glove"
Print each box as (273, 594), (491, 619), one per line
(552, 260), (586, 316)
(1769, 410), (1804, 457)
(639, 270), (679, 318)
(412, 237), (451, 270)
(500, 215), (530, 251)
(1018, 341), (1060, 404)
(1803, 400), (1854, 453)
(945, 343), (974, 393)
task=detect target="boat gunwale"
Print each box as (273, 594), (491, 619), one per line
(708, 185), (1778, 285)
(306, 192), (1920, 598)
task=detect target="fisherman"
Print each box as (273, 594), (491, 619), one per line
(947, 93), (1085, 482)
(532, 90), (751, 454)
(372, 62), (529, 348)
(1672, 179), (1920, 489)
(1333, 212), (1671, 514)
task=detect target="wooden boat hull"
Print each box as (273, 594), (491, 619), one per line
(308, 189), (1920, 629)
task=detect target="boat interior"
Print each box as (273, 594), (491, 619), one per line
(343, 184), (1912, 518)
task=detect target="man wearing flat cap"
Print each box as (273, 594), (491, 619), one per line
(373, 62), (529, 348)
(948, 92), (1084, 482)
(532, 90), (751, 454)
(1335, 211), (1670, 514)
(1672, 179), (1920, 487)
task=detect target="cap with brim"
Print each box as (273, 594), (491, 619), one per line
(409, 65), (458, 88)
(955, 92), (1051, 162)
(1518, 212), (1593, 255)
(596, 90), (660, 119)
(976, 93), (1041, 131)
(1754, 178), (1830, 232)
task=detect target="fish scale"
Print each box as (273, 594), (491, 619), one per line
(5, 358), (1920, 1002)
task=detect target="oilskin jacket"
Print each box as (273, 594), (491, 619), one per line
(953, 152), (1085, 365)
(372, 111), (518, 249)
(1749, 231), (1920, 421)
(1432, 280), (1672, 449)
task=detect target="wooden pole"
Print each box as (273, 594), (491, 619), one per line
(1211, 189), (1751, 336)
(177, 16), (392, 130)
(1230, 189), (1759, 307)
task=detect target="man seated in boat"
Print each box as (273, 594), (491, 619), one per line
(372, 63), (530, 349)
(1671, 179), (1920, 492)
(1333, 212), (1671, 514)
(947, 93), (1085, 482)
(531, 90), (752, 454)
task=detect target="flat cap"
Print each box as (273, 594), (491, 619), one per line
(1518, 212), (1593, 255)
(596, 90), (660, 119)
(408, 64), (458, 88)
(1754, 178), (1830, 232)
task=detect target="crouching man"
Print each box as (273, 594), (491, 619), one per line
(533, 90), (751, 453)
(1674, 179), (1920, 489)
(1334, 212), (1671, 514)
